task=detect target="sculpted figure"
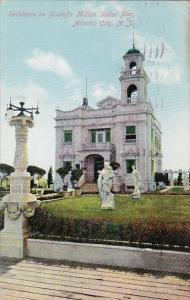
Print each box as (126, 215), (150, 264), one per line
(168, 170), (174, 186)
(63, 171), (73, 190)
(98, 162), (115, 210)
(183, 171), (189, 191)
(131, 165), (141, 199)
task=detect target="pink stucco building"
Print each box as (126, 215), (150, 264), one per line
(55, 46), (162, 191)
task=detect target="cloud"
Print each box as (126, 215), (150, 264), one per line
(0, 80), (49, 110)
(81, 0), (132, 13)
(0, 80), (51, 170)
(127, 32), (182, 85)
(91, 82), (118, 101)
(25, 49), (75, 78)
(146, 64), (182, 84)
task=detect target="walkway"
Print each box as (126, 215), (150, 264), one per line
(0, 258), (189, 299)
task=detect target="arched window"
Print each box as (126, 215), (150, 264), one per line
(127, 84), (138, 104)
(129, 62), (137, 74)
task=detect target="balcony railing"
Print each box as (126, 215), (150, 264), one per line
(121, 70), (141, 77)
(81, 143), (115, 152)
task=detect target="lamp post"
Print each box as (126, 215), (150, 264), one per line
(0, 100), (40, 258)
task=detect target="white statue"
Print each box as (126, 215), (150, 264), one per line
(63, 171), (73, 190)
(183, 171), (189, 191)
(63, 171), (75, 196)
(168, 170), (174, 186)
(98, 162), (115, 210)
(131, 165), (141, 199)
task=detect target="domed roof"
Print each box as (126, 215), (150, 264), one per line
(127, 47), (141, 54)
(123, 46), (141, 59)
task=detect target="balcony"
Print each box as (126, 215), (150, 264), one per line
(120, 70), (141, 77)
(81, 143), (115, 152)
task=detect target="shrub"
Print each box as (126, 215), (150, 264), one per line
(56, 167), (70, 181)
(154, 172), (164, 187)
(37, 194), (62, 201)
(71, 168), (83, 182)
(43, 189), (55, 195)
(0, 210), (4, 230)
(28, 207), (190, 249)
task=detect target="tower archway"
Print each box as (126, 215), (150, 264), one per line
(127, 84), (138, 104)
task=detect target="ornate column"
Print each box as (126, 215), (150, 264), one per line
(0, 115), (40, 258)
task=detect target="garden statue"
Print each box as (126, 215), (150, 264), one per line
(98, 161), (115, 210)
(63, 171), (73, 190)
(168, 170), (174, 186)
(131, 165), (141, 199)
(183, 171), (189, 191)
(63, 171), (75, 196)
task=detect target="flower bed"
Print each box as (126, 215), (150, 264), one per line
(28, 206), (190, 251)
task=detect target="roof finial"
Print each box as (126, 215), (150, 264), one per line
(132, 20), (135, 49)
(86, 76), (88, 99)
(82, 76), (88, 107)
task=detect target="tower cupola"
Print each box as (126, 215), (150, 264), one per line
(119, 44), (149, 105)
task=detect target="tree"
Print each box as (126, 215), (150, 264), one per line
(163, 172), (169, 186)
(71, 168), (83, 182)
(154, 172), (164, 187)
(0, 163), (15, 187)
(27, 165), (46, 188)
(177, 172), (183, 186)
(47, 166), (53, 188)
(27, 165), (46, 177)
(56, 167), (70, 181)
(110, 161), (120, 171)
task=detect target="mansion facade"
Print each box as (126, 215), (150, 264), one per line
(55, 46), (162, 191)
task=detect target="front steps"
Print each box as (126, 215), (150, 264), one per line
(82, 183), (98, 194)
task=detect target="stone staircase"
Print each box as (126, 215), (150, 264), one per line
(82, 183), (98, 194)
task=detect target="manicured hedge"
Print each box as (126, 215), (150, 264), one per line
(37, 194), (62, 201)
(28, 206), (190, 249)
(0, 211), (4, 230)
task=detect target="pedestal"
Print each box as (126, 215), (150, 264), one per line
(0, 213), (28, 258)
(0, 172), (39, 258)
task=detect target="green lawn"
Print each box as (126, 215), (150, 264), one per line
(169, 187), (184, 193)
(42, 195), (190, 222)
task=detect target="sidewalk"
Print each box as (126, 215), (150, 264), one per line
(0, 257), (189, 299)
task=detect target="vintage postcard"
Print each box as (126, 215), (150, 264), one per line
(0, 0), (189, 299)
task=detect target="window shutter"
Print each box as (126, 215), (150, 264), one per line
(91, 130), (96, 143)
(106, 129), (111, 142)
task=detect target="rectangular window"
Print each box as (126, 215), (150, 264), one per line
(126, 126), (136, 142)
(90, 129), (111, 143)
(64, 130), (72, 143)
(63, 161), (72, 170)
(126, 159), (136, 173)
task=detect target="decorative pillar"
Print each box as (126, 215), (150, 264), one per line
(0, 115), (40, 258)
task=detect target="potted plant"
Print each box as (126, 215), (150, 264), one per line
(71, 167), (83, 196)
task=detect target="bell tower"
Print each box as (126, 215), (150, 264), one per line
(119, 45), (149, 105)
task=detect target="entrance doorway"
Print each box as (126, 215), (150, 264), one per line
(94, 156), (104, 182)
(84, 154), (104, 183)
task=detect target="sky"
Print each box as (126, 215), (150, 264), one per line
(0, 0), (189, 175)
